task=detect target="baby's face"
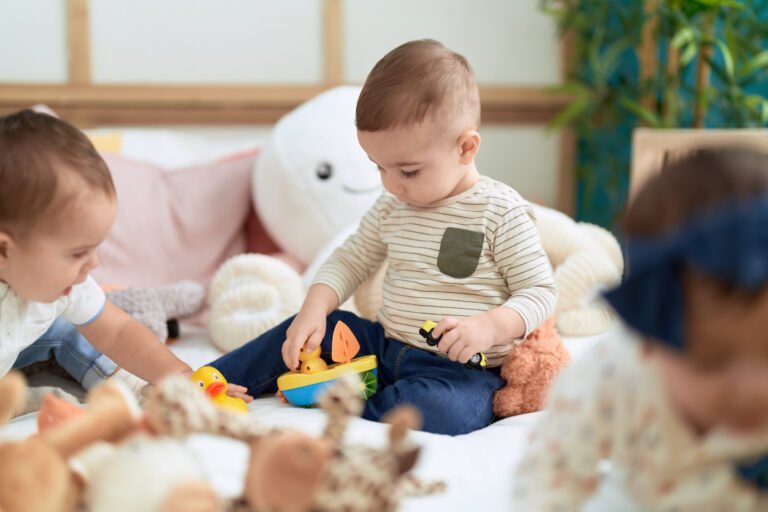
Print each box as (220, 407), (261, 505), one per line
(4, 184), (116, 303)
(357, 119), (479, 207)
(651, 272), (768, 435)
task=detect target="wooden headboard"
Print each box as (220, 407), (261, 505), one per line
(0, 0), (576, 213)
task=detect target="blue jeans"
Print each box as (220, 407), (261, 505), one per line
(12, 317), (117, 390)
(209, 310), (504, 435)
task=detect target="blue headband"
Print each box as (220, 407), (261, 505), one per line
(603, 196), (768, 350)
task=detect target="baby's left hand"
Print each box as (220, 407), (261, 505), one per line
(432, 314), (496, 364)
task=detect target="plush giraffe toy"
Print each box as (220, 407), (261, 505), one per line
(144, 375), (445, 512)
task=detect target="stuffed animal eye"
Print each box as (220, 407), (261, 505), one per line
(197, 381), (205, 388)
(213, 374), (220, 380)
(316, 162), (333, 180)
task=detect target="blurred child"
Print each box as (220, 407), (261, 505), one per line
(513, 147), (768, 510)
(0, 109), (249, 413)
(210, 40), (557, 435)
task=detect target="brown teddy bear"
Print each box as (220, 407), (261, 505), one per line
(492, 317), (570, 417)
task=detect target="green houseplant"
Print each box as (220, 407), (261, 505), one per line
(542, 0), (768, 226)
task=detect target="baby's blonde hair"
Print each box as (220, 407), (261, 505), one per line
(356, 39), (480, 133)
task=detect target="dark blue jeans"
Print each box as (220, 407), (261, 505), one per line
(209, 310), (504, 435)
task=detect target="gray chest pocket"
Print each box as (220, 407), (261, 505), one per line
(437, 227), (484, 278)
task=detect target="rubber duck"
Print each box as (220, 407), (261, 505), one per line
(191, 366), (248, 413)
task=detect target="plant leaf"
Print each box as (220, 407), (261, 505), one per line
(619, 96), (661, 127)
(714, 39), (736, 82)
(547, 96), (591, 131)
(743, 50), (768, 77)
(680, 42), (698, 67)
(690, 0), (744, 9)
(671, 27), (695, 49)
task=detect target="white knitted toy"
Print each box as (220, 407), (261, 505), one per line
(207, 254), (305, 352)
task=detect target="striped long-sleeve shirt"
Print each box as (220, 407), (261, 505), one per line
(312, 176), (557, 366)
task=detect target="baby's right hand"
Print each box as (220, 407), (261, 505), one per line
(282, 310), (326, 370)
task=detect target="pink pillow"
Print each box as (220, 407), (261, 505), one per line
(93, 151), (259, 288)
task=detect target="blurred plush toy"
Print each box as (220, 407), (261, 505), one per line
(492, 317), (570, 417)
(238, 377), (443, 512)
(84, 437), (219, 512)
(146, 375), (444, 512)
(35, 375), (249, 512)
(0, 371), (141, 512)
(107, 281), (205, 341)
(531, 204), (624, 336)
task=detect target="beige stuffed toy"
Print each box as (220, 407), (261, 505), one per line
(530, 204), (624, 336)
(145, 375), (444, 512)
(0, 372), (141, 512)
(34, 373), (246, 512)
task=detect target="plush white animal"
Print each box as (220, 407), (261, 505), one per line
(253, 85), (381, 267)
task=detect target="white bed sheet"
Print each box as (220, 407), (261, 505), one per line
(2, 323), (612, 511)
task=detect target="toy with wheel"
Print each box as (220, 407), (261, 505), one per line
(419, 320), (487, 370)
(277, 320), (378, 407)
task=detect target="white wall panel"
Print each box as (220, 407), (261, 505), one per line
(344, 0), (560, 85)
(89, 0), (323, 84)
(476, 126), (559, 206)
(0, 0), (68, 82)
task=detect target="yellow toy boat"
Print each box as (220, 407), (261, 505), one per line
(277, 321), (378, 407)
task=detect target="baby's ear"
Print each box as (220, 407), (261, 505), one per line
(0, 230), (13, 266)
(457, 130), (481, 164)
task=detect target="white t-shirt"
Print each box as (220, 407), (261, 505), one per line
(0, 275), (106, 377)
(513, 325), (768, 511)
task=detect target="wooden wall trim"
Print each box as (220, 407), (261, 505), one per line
(67, 0), (91, 85)
(323, 0), (344, 85)
(0, 84), (570, 127)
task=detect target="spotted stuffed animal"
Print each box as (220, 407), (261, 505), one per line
(310, 376), (445, 511)
(144, 375), (445, 512)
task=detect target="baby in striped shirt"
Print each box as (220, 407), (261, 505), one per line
(210, 39), (557, 434)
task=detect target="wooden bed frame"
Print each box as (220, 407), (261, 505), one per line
(0, 0), (576, 212)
